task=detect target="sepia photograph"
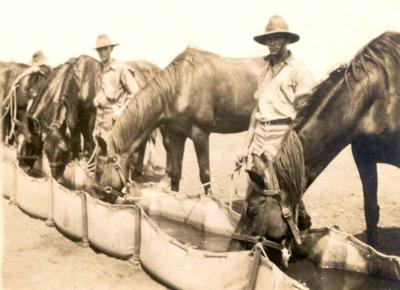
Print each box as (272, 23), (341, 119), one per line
(1, 0), (400, 289)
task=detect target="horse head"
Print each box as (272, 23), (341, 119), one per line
(230, 131), (308, 253)
(93, 136), (130, 202)
(44, 124), (71, 179)
(229, 169), (291, 253)
(17, 115), (43, 170)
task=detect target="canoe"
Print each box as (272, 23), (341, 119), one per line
(137, 187), (307, 290)
(15, 166), (53, 221)
(297, 227), (400, 280)
(52, 181), (88, 242)
(85, 193), (140, 260)
(0, 143), (17, 199)
(3, 166), (400, 289)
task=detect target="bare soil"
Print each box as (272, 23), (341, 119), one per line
(2, 132), (400, 289)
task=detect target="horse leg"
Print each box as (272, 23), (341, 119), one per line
(81, 123), (95, 155)
(352, 143), (379, 246)
(132, 141), (146, 178)
(168, 132), (186, 191)
(70, 130), (81, 159)
(192, 128), (211, 195)
(160, 126), (172, 179)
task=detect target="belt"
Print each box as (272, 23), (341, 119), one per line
(258, 117), (292, 126)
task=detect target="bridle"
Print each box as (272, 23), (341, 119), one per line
(94, 155), (130, 197)
(261, 159), (302, 245)
(231, 158), (303, 259)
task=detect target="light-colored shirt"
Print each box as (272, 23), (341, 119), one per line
(254, 52), (314, 121)
(94, 59), (139, 109)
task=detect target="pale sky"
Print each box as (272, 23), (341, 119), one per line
(1, 0), (399, 80)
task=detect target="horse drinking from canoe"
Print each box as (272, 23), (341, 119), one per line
(0, 62), (51, 144)
(19, 55), (160, 180)
(230, 31), (400, 249)
(18, 58), (77, 173)
(95, 48), (266, 194)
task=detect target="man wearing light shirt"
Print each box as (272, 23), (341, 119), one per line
(93, 33), (139, 140)
(238, 15), (315, 230)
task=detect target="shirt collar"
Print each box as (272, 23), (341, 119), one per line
(265, 50), (294, 67)
(102, 59), (117, 71)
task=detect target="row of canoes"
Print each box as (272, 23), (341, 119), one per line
(2, 143), (400, 290)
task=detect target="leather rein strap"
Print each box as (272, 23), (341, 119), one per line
(264, 161), (302, 245)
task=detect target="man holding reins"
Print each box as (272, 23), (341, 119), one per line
(238, 15), (315, 230)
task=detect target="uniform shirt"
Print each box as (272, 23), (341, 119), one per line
(254, 52), (314, 121)
(94, 59), (139, 109)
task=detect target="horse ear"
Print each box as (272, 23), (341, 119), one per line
(246, 169), (267, 189)
(95, 135), (108, 155)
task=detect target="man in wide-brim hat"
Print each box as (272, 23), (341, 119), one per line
(238, 15), (315, 231)
(93, 33), (139, 141)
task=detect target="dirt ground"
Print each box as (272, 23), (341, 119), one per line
(2, 132), (400, 289)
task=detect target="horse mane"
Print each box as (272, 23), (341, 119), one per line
(28, 58), (75, 127)
(348, 31), (400, 84)
(57, 55), (99, 129)
(59, 57), (82, 129)
(293, 66), (347, 129)
(111, 48), (201, 153)
(294, 31), (400, 130)
(272, 129), (306, 206)
(275, 31), (400, 204)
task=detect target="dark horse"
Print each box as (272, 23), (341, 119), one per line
(230, 31), (400, 248)
(18, 58), (78, 173)
(0, 62), (51, 144)
(96, 48), (266, 193)
(20, 55), (160, 178)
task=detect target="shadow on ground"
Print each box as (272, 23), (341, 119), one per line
(354, 227), (400, 256)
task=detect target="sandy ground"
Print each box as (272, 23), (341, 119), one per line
(2, 132), (400, 289)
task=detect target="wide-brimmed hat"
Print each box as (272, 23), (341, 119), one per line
(95, 34), (119, 50)
(254, 15), (299, 45)
(30, 50), (47, 66)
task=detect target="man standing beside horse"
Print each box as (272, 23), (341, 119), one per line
(237, 15), (315, 231)
(93, 33), (139, 141)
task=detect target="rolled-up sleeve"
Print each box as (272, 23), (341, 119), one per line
(293, 64), (315, 97)
(120, 68), (139, 96)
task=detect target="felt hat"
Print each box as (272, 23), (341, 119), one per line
(254, 15), (299, 45)
(95, 34), (119, 50)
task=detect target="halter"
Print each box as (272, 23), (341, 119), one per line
(262, 160), (302, 245)
(94, 155), (130, 197)
(48, 161), (66, 169)
(231, 157), (303, 264)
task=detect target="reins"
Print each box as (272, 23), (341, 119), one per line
(1, 67), (44, 144)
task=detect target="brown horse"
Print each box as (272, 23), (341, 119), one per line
(18, 59), (74, 171)
(96, 48), (266, 193)
(230, 31), (400, 249)
(20, 55), (160, 179)
(0, 62), (51, 144)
